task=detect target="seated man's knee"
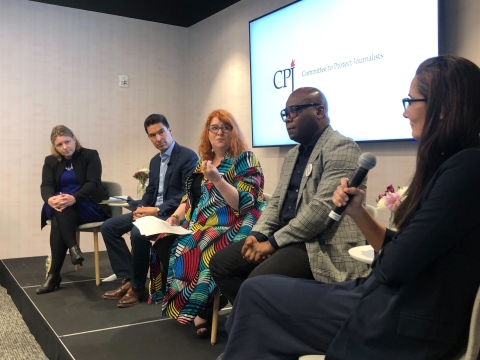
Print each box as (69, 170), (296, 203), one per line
(210, 243), (239, 277)
(100, 216), (114, 233)
(130, 226), (150, 244)
(248, 259), (274, 279)
(100, 213), (131, 234)
(210, 249), (223, 276)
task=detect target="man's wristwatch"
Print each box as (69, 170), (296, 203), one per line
(155, 207), (161, 216)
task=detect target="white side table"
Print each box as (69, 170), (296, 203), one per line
(348, 245), (375, 264)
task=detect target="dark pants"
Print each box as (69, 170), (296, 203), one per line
(210, 238), (315, 305)
(49, 207), (81, 274)
(101, 212), (167, 289)
(152, 235), (177, 278)
(222, 275), (370, 360)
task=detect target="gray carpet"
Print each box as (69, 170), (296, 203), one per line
(0, 286), (48, 360)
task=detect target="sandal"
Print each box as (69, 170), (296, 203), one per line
(194, 294), (229, 338)
(195, 318), (212, 338)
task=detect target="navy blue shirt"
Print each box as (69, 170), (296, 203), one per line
(250, 128), (326, 249)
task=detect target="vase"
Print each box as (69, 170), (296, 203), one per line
(137, 181), (147, 199)
(389, 212), (397, 231)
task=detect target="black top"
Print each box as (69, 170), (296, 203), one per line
(40, 147), (108, 228)
(327, 148), (480, 360)
(250, 129), (325, 249)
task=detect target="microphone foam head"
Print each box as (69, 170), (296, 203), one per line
(359, 152), (377, 170)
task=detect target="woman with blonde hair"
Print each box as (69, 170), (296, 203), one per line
(148, 109), (266, 336)
(39, 125), (109, 294)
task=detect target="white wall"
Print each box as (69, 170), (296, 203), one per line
(185, 0), (297, 196)
(0, 0), (188, 258)
(0, 0), (479, 259)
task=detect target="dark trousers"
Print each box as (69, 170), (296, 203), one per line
(49, 207), (81, 274)
(209, 238), (314, 305)
(152, 235), (177, 277)
(222, 275), (370, 360)
(101, 212), (167, 289)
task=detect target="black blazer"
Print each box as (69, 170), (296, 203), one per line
(326, 149), (480, 360)
(40, 147), (109, 228)
(136, 142), (198, 216)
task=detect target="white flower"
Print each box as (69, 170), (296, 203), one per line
(376, 196), (387, 210)
(397, 186), (408, 199)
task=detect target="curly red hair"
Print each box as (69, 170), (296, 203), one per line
(198, 109), (248, 161)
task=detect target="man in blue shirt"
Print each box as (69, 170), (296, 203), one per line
(101, 114), (198, 308)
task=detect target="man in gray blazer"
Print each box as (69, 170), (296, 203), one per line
(210, 87), (370, 305)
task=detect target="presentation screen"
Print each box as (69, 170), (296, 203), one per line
(250, 0), (438, 146)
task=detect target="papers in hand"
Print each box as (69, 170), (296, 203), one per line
(133, 216), (193, 236)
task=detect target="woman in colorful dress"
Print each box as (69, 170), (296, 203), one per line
(39, 125), (109, 294)
(148, 109), (266, 335)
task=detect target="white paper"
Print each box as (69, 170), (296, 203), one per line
(133, 216), (193, 236)
(105, 196), (132, 203)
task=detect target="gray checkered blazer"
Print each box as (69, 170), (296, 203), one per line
(252, 126), (371, 283)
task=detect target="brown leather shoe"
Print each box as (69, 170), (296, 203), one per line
(102, 279), (131, 300)
(117, 287), (145, 308)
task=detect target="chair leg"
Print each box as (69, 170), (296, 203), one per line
(94, 230), (100, 286)
(75, 231), (80, 271)
(211, 291), (221, 345)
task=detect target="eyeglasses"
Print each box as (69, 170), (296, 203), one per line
(208, 124), (233, 134)
(280, 103), (322, 122)
(402, 97), (427, 111)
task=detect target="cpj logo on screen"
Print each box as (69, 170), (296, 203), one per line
(273, 60), (295, 91)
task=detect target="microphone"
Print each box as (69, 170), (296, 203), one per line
(167, 162), (172, 166)
(324, 152), (377, 228)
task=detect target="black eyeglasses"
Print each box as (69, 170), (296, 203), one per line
(280, 103), (322, 122)
(402, 97), (427, 111)
(208, 124), (233, 134)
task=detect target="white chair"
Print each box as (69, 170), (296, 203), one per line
(46, 181), (122, 286)
(299, 286), (480, 360)
(76, 181), (122, 286)
(264, 192), (272, 202)
(210, 192), (273, 345)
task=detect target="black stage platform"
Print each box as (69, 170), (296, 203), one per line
(0, 252), (228, 360)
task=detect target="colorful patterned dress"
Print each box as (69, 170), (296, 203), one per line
(148, 150), (265, 323)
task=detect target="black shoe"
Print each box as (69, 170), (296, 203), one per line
(36, 274), (62, 294)
(69, 245), (84, 266)
(195, 318), (212, 338)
